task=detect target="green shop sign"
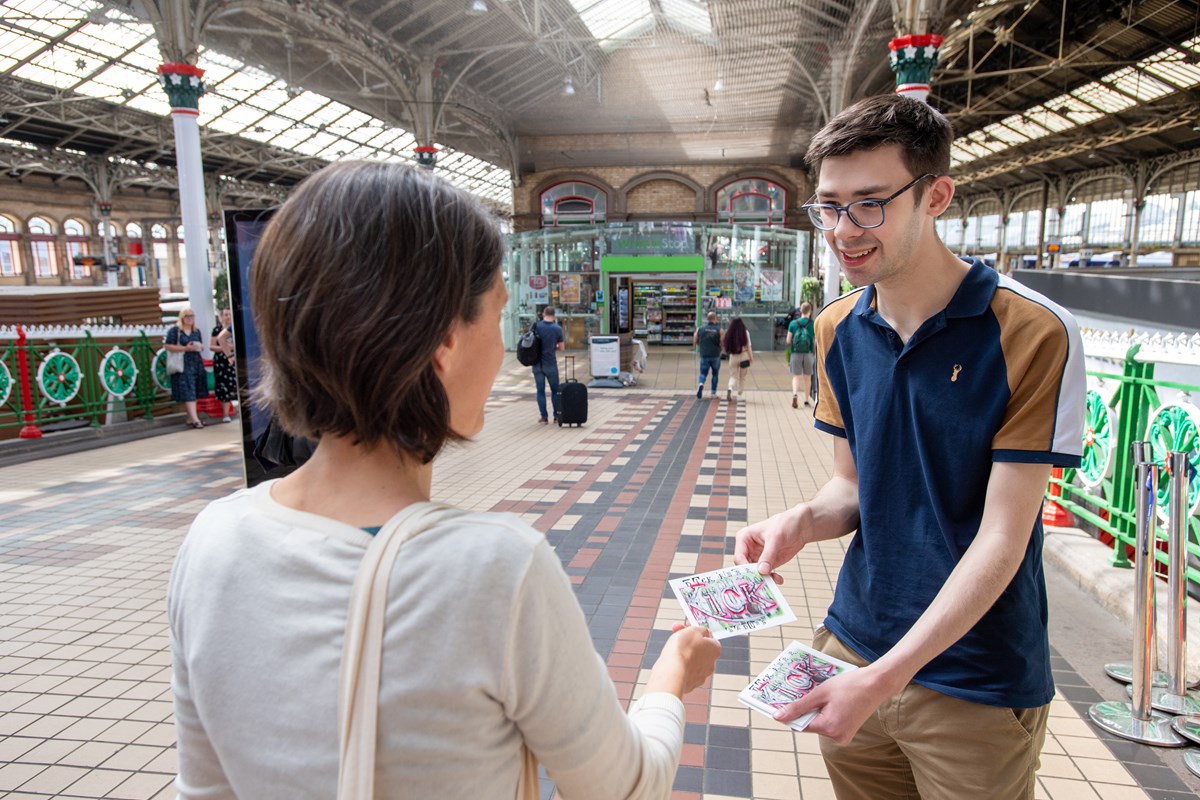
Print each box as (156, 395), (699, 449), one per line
(606, 229), (696, 256)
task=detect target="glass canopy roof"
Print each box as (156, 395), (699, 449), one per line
(566, 0), (711, 52)
(0, 0), (513, 205)
(950, 35), (1200, 169)
(3, 0), (1196, 191)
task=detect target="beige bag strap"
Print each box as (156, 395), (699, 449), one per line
(335, 503), (540, 800)
(336, 502), (457, 800)
(516, 744), (539, 800)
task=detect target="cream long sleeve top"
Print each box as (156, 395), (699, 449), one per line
(168, 481), (685, 799)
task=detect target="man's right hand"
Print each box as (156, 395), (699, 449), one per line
(734, 506), (809, 585)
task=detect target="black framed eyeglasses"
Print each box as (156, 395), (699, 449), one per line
(802, 173), (936, 231)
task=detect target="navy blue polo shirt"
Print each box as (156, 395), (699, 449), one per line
(812, 259), (1085, 707)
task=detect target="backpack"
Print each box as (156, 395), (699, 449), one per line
(516, 320), (542, 366)
(791, 318), (814, 354)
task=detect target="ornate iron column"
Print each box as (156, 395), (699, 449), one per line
(97, 201), (115, 287)
(157, 62), (214, 354)
(888, 34), (945, 103)
(414, 145), (439, 169)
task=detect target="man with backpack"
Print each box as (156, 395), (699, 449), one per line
(523, 306), (564, 424)
(787, 301), (815, 408)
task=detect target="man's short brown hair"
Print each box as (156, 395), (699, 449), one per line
(805, 95), (953, 201)
(251, 161), (502, 463)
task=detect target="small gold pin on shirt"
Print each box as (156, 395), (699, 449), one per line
(951, 364), (963, 382)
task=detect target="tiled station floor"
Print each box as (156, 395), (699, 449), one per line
(2, 349), (1198, 799)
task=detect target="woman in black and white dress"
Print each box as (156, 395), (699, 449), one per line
(210, 308), (238, 422)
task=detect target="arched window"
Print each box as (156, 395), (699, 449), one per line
(126, 222), (143, 240)
(716, 178), (787, 225)
(1138, 193), (1179, 245)
(540, 181), (607, 226)
(0, 215), (21, 277)
(28, 216), (57, 277)
(65, 218), (91, 278)
(151, 224), (169, 240)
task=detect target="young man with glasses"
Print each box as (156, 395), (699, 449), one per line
(735, 94), (1085, 799)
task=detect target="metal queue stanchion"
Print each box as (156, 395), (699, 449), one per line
(1106, 454), (1200, 690)
(1139, 451), (1200, 715)
(1103, 443), (1177, 689)
(1161, 452), (1200, 777)
(1089, 442), (1185, 745)
(1176, 712), (1200, 777)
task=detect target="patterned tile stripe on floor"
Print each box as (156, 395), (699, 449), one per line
(0, 394), (1196, 799)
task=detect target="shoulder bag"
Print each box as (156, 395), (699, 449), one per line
(166, 328), (185, 375)
(337, 503), (539, 800)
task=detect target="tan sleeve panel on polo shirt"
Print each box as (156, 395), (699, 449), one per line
(813, 293), (861, 432)
(991, 288), (1072, 453)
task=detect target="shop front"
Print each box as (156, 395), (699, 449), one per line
(505, 222), (812, 353)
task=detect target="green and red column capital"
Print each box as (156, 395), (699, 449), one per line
(889, 34), (944, 104)
(414, 144), (438, 169)
(157, 63), (206, 114)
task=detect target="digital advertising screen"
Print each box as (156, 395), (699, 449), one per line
(223, 208), (275, 487)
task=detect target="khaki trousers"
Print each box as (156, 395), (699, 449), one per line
(813, 628), (1049, 800)
(727, 363), (749, 394)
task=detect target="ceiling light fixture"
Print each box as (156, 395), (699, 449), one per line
(562, 76), (576, 96)
(466, 0), (489, 15)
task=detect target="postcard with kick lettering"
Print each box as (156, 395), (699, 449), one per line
(738, 641), (858, 732)
(668, 564), (797, 639)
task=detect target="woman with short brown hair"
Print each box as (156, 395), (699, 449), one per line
(167, 161), (720, 800)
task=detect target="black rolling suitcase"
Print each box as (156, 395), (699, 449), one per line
(557, 356), (588, 427)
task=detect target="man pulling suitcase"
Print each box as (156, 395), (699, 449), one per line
(527, 306), (565, 424)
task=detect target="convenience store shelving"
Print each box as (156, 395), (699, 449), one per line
(633, 283), (662, 343)
(660, 281), (696, 345)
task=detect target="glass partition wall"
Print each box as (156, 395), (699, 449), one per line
(505, 222), (812, 351)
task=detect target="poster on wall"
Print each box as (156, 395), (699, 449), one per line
(733, 266), (756, 303)
(526, 275), (549, 304)
(760, 270), (783, 302)
(559, 274), (581, 305)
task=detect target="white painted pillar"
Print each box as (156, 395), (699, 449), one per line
(158, 63), (213, 355)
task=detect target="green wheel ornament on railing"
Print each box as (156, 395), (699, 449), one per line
(0, 361), (11, 407)
(37, 348), (83, 406)
(153, 348), (170, 393)
(1145, 401), (1200, 522)
(1078, 389), (1116, 488)
(98, 347), (138, 398)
